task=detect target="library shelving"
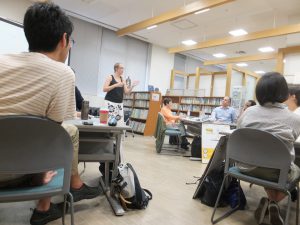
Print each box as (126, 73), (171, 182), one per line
(124, 91), (161, 136)
(163, 96), (224, 116)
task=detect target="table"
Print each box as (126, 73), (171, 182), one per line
(181, 116), (210, 136)
(65, 119), (129, 216)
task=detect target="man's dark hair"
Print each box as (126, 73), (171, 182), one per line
(256, 72), (288, 106)
(163, 98), (172, 106)
(288, 84), (300, 107)
(23, 2), (73, 52)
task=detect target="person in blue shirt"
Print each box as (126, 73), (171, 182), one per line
(211, 96), (237, 124)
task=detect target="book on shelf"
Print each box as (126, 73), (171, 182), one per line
(131, 108), (148, 120)
(180, 97), (222, 106)
(171, 103), (179, 110)
(129, 121), (146, 133)
(135, 93), (150, 100)
(124, 93), (134, 99)
(134, 100), (149, 108)
(123, 99), (133, 107)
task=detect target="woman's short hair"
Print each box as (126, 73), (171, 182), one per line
(288, 84), (300, 107)
(163, 98), (172, 106)
(255, 72), (288, 106)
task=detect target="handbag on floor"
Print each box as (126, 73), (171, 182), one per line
(112, 163), (152, 210)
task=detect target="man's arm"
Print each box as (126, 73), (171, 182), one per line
(211, 108), (217, 121)
(46, 68), (76, 123)
(231, 108), (237, 123)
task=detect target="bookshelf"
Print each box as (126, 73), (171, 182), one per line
(124, 91), (161, 136)
(163, 96), (224, 116)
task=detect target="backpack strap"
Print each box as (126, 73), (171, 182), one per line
(127, 163), (144, 203)
(143, 189), (153, 200)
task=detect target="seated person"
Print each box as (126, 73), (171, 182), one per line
(237, 72), (300, 225)
(75, 86), (84, 111)
(286, 84), (300, 116)
(211, 96), (237, 124)
(243, 100), (256, 111)
(160, 98), (189, 149)
(237, 100), (256, 119)
(0, 3), (101, 225)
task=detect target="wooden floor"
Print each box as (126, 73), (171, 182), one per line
(0, 135), (298, 225)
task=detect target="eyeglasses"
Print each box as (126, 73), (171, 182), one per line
(70, 37), (75, 47)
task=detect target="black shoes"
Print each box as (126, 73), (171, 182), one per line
(30, 202), (64, 225)
(70, 183), (102, 202)
(180, 144), (189, 150)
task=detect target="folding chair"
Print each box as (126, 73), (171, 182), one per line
(154, 113), (183, 154)
(0, 116), (74, 225)
(211, 128), (300, 225)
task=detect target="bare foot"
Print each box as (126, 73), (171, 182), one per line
(43, 171), (57, 184)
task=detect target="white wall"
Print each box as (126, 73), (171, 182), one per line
(199, 75), (212, 97)
(213, 75), (226, 97)
(284, 53), (300, 84)
(0, 0), (30, 23)
(148, 45), (175, 95)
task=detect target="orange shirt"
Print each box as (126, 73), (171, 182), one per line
(160, 106), (180, 124)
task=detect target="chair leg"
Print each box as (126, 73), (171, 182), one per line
(283, 190), (292, 225)
(67, 192), (75, 225)
(211, 175), (240, 224)
(62, 194), (67, 225)
(296, 183), (299, 225)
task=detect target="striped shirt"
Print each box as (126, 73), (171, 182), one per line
(0, 52), (76, 122)
(0, 52), (76, 183)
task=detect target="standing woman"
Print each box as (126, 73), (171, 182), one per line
(103, 63), (138, 124)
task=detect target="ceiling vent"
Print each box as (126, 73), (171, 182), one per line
(80, 0), (100, 4)
(171, 19), (198, 30)
(235, 50), (247, 55)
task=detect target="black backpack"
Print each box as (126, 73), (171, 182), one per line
(197, 164), (246, 209)
(191, 136), (202, 158)
(197, 166), (227, 207)
(112, 163), (152, 210)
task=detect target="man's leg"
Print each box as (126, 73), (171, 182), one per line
(61, 123), (101, 201)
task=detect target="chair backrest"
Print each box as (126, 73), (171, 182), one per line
(154, 113), (166, 138)
(0, 116), (73, 193)
(226, 128), (292, 186)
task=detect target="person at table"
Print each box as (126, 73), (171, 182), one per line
(237, 72), (300, 225)
(211, 96), (237, 123)
(237, 100), (256, 119)
(160, 98), (189, 149)
(0, 3), (101, 224)
(286, 84), (300, 116)
(103, 63), (138, 124)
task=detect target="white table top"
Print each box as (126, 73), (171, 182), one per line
(64, 118), (129, 131)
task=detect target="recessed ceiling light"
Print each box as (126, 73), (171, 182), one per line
(147, 25), (158, 30)
(182, 40), (197, 46)
(213, 53), (226, 58)
(229, 29), (248, 37)
(236, 63), (248, 67)
(255, 70), (265, 74)
(194, 8), (210, 15)
(258, 47), (275, 52)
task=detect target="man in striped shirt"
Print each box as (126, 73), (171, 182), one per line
(0, 3), (100, 225)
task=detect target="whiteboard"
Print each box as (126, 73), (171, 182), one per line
(0, 19), (28, 54)
(0, 18), (69, 64)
